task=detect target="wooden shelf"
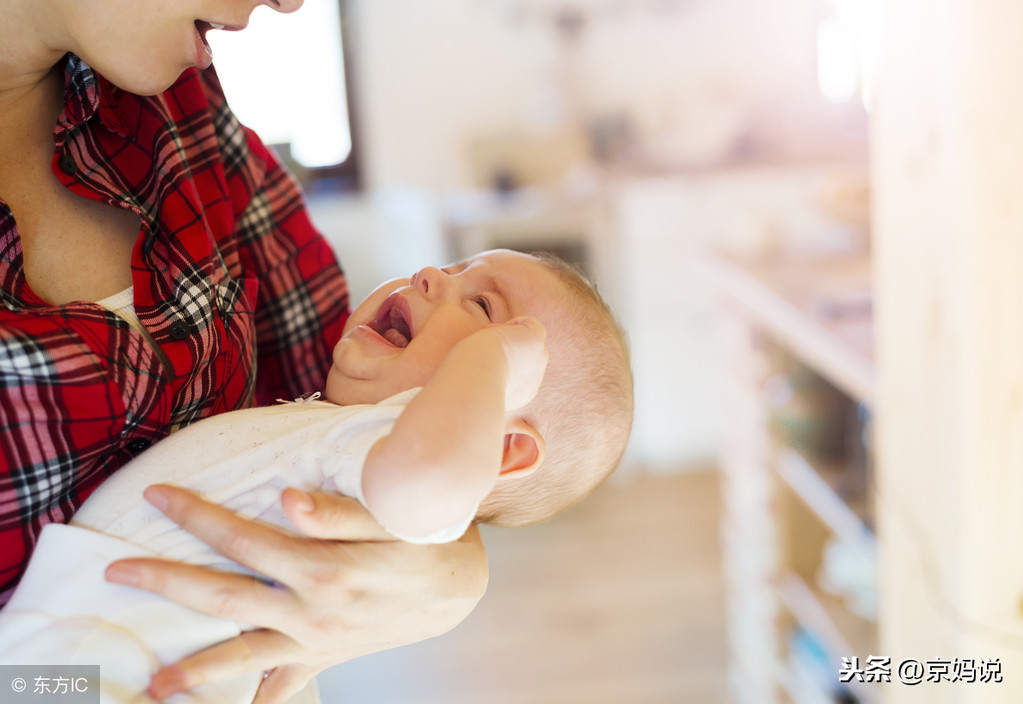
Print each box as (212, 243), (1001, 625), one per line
(712, 246), (878, 704)
(705, 251), (874, 405)
(780, 651), (836, 704)
(776, 572), (879, 704)
(775, 448), (876, 564)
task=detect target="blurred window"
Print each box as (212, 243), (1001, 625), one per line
(209, 0), (359, 189)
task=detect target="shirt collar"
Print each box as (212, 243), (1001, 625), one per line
(53, 53), (131, 145)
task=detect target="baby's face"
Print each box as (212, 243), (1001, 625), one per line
(326, 250), (565, 406)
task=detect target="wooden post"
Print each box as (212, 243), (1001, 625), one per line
(873, 0), (1023, 701)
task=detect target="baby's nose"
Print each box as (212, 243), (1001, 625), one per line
(411, 266), (451, 298)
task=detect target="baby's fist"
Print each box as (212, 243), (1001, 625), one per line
(488, 316), (548, 410)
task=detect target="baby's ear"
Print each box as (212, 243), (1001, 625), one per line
(499, 418), (545, 480)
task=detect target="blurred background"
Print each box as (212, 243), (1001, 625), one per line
(210, 0), (882, 702)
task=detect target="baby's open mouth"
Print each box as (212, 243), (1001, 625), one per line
(370, 301), (412, 348)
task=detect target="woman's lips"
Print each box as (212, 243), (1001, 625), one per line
(193, 21), (214, 69)
(193, 20), (243, 70)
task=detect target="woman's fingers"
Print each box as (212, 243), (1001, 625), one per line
(117, 485), (490, 702)
(148, 629), (300, 701)
(254, 663), (317, 704)
(124, 523), (488, 701)
(140, 485), (310, 579)
(281, 488), (393, 541)
(105, 557), (297, 628)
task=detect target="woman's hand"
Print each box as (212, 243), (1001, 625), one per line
(104, 484), (489, 703)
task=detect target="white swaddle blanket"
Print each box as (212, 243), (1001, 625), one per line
(0, 389), (474, 703)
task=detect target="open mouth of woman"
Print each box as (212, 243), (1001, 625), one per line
(195, 20), (219, 49)
(194, 20), (235, 55)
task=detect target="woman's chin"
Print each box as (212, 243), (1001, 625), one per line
(97, 62), (190, 97)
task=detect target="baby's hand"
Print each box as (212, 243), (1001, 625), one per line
(484, 316), (548, 411)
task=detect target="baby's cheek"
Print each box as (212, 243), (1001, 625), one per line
(400, 348), (449, 389)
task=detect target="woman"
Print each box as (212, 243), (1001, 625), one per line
(0, 1), (488, 702)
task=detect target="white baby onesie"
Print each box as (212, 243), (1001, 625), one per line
(0, 389), (475, 703)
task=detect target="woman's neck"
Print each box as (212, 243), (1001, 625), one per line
(0, 0), (69, 102)
(0, 0), (69, 172)
(0, 61), (65, 199)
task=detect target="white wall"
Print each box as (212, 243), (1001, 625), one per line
(346, 0), (830, 194)
(347, 0), (556, 191)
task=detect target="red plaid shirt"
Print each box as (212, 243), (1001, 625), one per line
(0, 55), (350, 604)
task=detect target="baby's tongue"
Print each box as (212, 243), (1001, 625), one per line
(383, 328), (409, 348)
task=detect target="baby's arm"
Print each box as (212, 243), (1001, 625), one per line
(362, 317), (547, 540)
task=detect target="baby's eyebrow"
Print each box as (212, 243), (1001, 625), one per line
(443, 260), (507, 301)
(483, 275), (506, 301)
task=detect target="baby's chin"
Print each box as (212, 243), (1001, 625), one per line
(323, 367), (391, 407)
(323, 367), (350, 405)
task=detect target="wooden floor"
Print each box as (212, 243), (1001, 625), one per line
(317, 470), (729, 704)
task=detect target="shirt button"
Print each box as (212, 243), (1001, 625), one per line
(126, 438), (151, 454)
(59, 153), (79, 175)
(168, 322), (192, 340)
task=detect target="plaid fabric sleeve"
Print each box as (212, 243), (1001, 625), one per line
(197, 69), (351, 405)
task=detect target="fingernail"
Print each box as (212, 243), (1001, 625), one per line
(144, 486), (170, 512)
(105, 563), (140, 587)
(149, 666), (186, 699)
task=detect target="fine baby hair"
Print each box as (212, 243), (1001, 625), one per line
(475, 251), (634, 529)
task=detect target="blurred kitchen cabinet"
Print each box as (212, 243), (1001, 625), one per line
(708, 249), (877, 704)
(612, 166), (866, 470)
